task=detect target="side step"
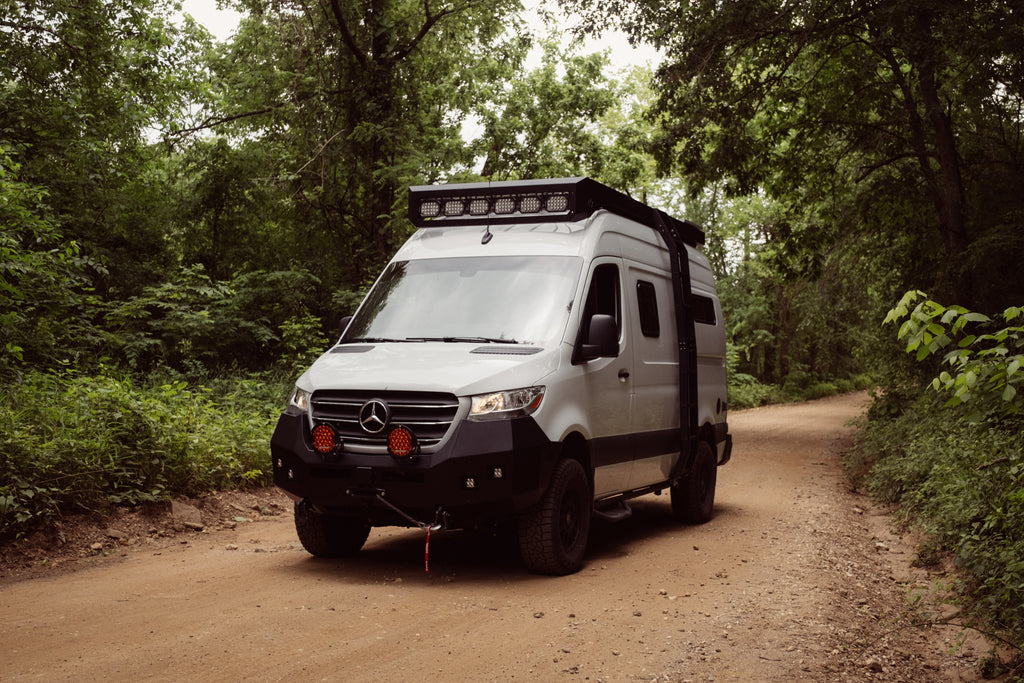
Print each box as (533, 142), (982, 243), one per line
(592, 500), (632, 523)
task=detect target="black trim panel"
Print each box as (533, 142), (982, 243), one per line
(591, 429), (682, 469)
(330, 345), (374, 354)
(714, 422), (729, 444)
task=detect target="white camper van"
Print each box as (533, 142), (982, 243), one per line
(271, 177), (731, 575)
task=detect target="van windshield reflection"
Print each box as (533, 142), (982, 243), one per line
(342, 256), (582, 347)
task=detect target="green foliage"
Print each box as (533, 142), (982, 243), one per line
(0, 369), (288, 539)
(203, 0), (527, 289)
(102, 265), (326, 373)
(472, 39), (617, 179)
(851, 291), (1024, 649)
(1, 0), (211, 297)
(278, 313), (329, 374)
(0, 147), (101, 378)
(567, 0), (1024, 313)
(727, 372), (781, 409)
(885, 290), (1024, 420)
(726, 343), (871, 408)
(706, 188), (882, 390)
(850, 395), (1024, 643)
(168, 137), (283, 282)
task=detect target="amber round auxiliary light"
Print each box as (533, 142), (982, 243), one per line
(387, 426), (418, 459)
(311, 423), (339, 455)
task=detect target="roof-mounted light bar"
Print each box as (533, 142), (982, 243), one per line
(417, 192), (569, 221)
(407, 177), (704, 246)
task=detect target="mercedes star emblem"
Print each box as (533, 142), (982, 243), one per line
(358, 399), (391, 434)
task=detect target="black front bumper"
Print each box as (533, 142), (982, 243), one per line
(270, 409), (560, 528)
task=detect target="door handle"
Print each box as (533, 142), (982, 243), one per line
(618, 369), (630, 381)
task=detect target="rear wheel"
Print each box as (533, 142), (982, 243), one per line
(518, 458), (591, 575)
(671, 441), (717, 524)
(294, 500), (371, 558)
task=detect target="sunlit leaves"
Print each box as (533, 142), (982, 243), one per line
(886, 290), (1024, 418)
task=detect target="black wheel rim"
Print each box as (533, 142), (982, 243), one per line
(696, 461), (709, 501)
(559, 488), (581, 549)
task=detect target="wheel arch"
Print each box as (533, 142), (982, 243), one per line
(559, 430), (593, 494)
(697, 421), (718, 449)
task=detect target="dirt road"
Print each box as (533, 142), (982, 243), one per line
(0, 393), (986, 681)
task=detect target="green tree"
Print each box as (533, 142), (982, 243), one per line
(561, 0), (1024, 310)
(193, 0), (527, 291)
(472, 39), (616, 179)
(0, 148), (96, 376)
(169, 137), (283, 282)
(0, 0), (211, 297)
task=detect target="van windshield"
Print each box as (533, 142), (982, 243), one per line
(342, 256), (582, 346)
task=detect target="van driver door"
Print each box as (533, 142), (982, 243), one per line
(575, 259), (635, 497)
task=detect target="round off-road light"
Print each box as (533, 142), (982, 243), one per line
(311, 423), (339, 455)
(387, 426), (418, 459)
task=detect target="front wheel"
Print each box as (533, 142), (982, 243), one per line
(671, 441), (717, 524)
(294, 500), (371, 558)
(518, 458), (592, 575)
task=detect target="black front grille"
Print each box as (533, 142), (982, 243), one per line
(310, 390), (460, 449)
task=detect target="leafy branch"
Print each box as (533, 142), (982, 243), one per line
(884, 290), (1024, 418)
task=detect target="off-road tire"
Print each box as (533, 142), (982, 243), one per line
(518, 458), (591, 575)
(294, 500), (371, 558)
(671, 440), (717, 524)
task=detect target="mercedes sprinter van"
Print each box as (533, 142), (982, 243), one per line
(271, 177), (731, 574)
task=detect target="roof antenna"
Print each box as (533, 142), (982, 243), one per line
(481, 177), (493, 244)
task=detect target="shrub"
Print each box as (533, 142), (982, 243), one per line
(852, 401), (1024, 640)
(728, 372), (783, 409)
(101, 266), (326, 374)
(850, 292), (1024, 648)
(0, 369), (287, 538)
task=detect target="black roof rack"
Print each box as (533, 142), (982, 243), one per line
(408, 177), (704, 246)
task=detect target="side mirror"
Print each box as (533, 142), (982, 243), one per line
(579, 314), (618, 361)
(337, 315), (353, 341)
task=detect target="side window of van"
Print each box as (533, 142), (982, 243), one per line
(636, 280), (660, 337)
(583, 264), (621, 337)
(693, 293), (717, 325)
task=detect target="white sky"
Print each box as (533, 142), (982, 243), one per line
(178, 0), (661, 69)
(179, 0), (241, 41)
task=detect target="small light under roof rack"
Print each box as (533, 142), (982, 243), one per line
(407, 177), (704, 246)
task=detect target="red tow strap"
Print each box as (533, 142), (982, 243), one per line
(424, 527), (431, 573)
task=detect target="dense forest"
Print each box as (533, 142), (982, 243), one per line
(2, 0), (1022, 658)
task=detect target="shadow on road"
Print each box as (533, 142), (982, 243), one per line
(277, 493), (743, 585)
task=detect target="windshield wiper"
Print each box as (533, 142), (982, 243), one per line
(407, 336), (519, 344)
(341, 337), (410, 343)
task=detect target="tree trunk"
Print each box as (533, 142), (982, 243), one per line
(915, 46), (970, 303)
(910, 9), (970, 303)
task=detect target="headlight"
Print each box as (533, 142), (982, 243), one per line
(468, 386), (545, 421)
(290, 387), (311, 411)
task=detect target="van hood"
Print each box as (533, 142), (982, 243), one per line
(298, 342), (560, 396)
